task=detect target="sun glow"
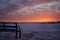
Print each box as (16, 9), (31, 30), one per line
(0, 16), (57, 22)
(0, 19), (58, 22)
(19, 15), (57, 22)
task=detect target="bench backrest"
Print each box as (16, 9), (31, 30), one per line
(0, 22), (18, 29)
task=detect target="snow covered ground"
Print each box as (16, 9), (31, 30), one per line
(0, 23), (60, 40)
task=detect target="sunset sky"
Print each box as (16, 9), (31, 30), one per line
(0, 0), (60, 22)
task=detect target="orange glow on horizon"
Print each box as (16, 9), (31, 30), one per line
(19, 17), (57, 22)
(0, 14), (59, 22)
(0, 19), (58, 22)
(0, 16), (58, 22)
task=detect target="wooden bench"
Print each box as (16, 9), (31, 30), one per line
(0, 22), (21, 39)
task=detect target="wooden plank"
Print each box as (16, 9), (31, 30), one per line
(0, 25), (3, 27)
(4, 26), (16, 28)
(0, 22), (17, 24)
(0, 29), (17, 32)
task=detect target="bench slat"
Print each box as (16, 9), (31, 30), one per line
(0, 25), (17, 28)
(0, 29), (18, 32)
(5, 26), (16, 28)
(0, 25), (4, 27)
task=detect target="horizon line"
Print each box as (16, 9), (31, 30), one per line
(0, 21), (60, 24)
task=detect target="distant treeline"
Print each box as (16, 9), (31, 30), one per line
(0, 21), (60, 24)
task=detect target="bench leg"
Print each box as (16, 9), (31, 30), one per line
(0, 32), (1, 36)
(15, 31), (18, 39)
(19, 31), (21, 38)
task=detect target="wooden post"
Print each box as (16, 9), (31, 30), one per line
(19, 29), (21, 38)
(15, 23), (18, 39)
(3, 23), (5, 30)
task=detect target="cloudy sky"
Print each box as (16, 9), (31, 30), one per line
(0, 0), (60, 22)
